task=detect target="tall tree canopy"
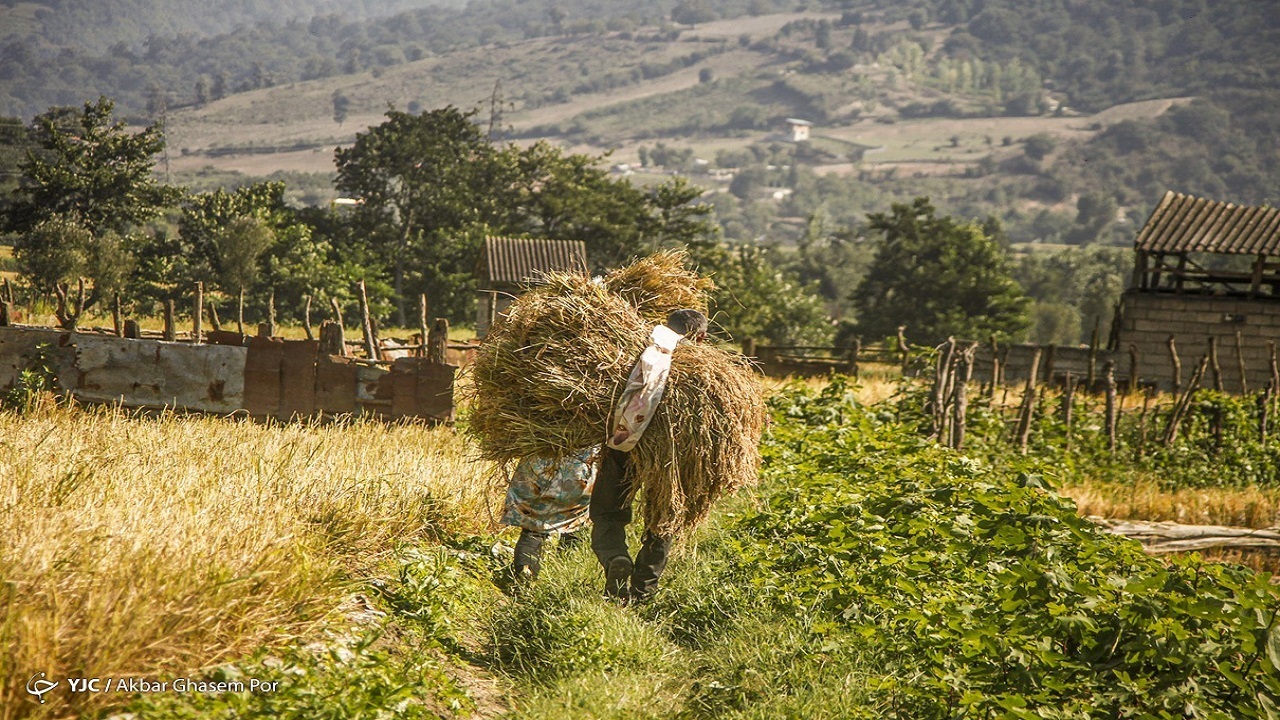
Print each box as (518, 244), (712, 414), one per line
(4, 96), (177, 237)
(852, 197), (1028, 344)
(334, 106), (716, 324)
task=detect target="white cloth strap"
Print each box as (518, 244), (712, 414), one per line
(606, 325), (683, 451)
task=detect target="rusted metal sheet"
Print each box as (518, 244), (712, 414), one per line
(0, 327), (74, 389)
(67, 332), (246, 413)
(389, 358), (456, 422)
(315, 355), (358, 414)
(390, 358), (420, 419)
(243, 337), (284, 417)
(480, 236), (588, 286)
(415, 362), (456, 422)
(1135, 191), (1280, 256)
(278, 340), (319, 419)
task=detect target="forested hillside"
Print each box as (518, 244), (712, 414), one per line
(0, 0), (454, 54)
(2, 0), (1278, 346)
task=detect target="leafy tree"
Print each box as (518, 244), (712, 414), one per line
(212, 215), (276, 295)
(699, 244), (833, 346)
(335, 106), (513, 324)
(852, 197), (1028, 344)
(1023, 133), (1057, 161)
(5, 96), (177, 238)
(334, 111), (717, 324)
(13, 215), (92, 293)
(671, 0), (715, 27)
(332, 90), (351, 126)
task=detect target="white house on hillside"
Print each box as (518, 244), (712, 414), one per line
(785, 118), (812, 142)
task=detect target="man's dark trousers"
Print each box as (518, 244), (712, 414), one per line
(589, 446), (670, 598)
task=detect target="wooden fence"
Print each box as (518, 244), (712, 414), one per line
(0, 279), (471, 422)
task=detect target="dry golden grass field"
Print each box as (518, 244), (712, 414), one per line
(0, 398), (499, 718)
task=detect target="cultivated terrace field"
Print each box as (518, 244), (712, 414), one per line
(3, 371), (1279, 719)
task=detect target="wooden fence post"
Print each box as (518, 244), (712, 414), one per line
(931, 338), (957, 441)
(112, 292), (123, 337)
(1104, 360), (1118, 455)
(1168, 335), (1181, 394)
(1163, 355), (1209, 446)
(319, 320), (344, 356)
(952, 343), (976, 450)
(1136, 386), (1155, 457)
(1127, 343), (1139, 396)
(193, 281), (203, 344)
(742, 337), (756, 358)
(358, 280), (378, 360)
(1043, 343), (1057, 387)
(237, 287), (246, 335)
(123, 319), (141, 339)
(1087, 319), (1100, 390)
(1015, 346), (1043, 454)
(264, 289), (277, 338)
(419, 294), (429, 356)
(1208, 336), (1223, 392)
(0, 301), (9, 327)
(164, 299), (176, 341)
(304, 294), (314, 341)
(988, 334), (1000, 398)
(54, 278), (85, 330)
(897, 325), (910, 376)
(208, 302), (222, 332)
(1270, 341), (1279, 425)
(1235, 330), (1248, 394)
(1061, 371), (1075, 453)
(846, 338), (861, 379)
(428, 317), (449, 364)
(1260, 388), (1271, 446)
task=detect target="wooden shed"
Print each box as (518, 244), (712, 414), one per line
(1115, 190), (1280, 391)
(475, 236), (588, 338)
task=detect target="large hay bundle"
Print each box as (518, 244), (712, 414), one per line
(467, 251), (765, 535)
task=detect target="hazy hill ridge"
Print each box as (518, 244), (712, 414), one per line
(0, 0), (454, 54)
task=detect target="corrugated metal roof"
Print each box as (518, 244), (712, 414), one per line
(1135, 191), (1280, 256)
(480, 236), (588, 286)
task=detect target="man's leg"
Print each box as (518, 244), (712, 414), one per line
(513, 529), (550, 580)
(630, 531), (670, 601)
(589, 447), (634, 598)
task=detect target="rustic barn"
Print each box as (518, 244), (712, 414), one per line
(1115, 190), (1280, 392)
(475, 236), (588, 338)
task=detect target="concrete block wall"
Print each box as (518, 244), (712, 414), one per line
(1115, 292), (1280, 392)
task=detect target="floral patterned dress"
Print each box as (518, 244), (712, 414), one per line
(501, 444), (601, 533)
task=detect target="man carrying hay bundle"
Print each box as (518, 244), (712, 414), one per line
(592, 309), (708, 602)
(467, 250), (766, 601)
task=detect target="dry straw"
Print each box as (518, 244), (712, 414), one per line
(0, 400), (491, 718)
(466, 250), (765, 535)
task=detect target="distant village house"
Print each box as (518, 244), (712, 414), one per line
(785, 118), (812, 142)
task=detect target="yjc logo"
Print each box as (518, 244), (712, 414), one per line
(26, 672), (58, 704)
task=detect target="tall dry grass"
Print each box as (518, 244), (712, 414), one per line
(1061, 478), (1280, 529)
(0, 398), (497, 719)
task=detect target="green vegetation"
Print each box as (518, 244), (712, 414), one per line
(4, 0), (1277, 347)
(334, 106), (719, 323)
(102, 379), (1280, 719)
(851, 197), (1028, 344)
